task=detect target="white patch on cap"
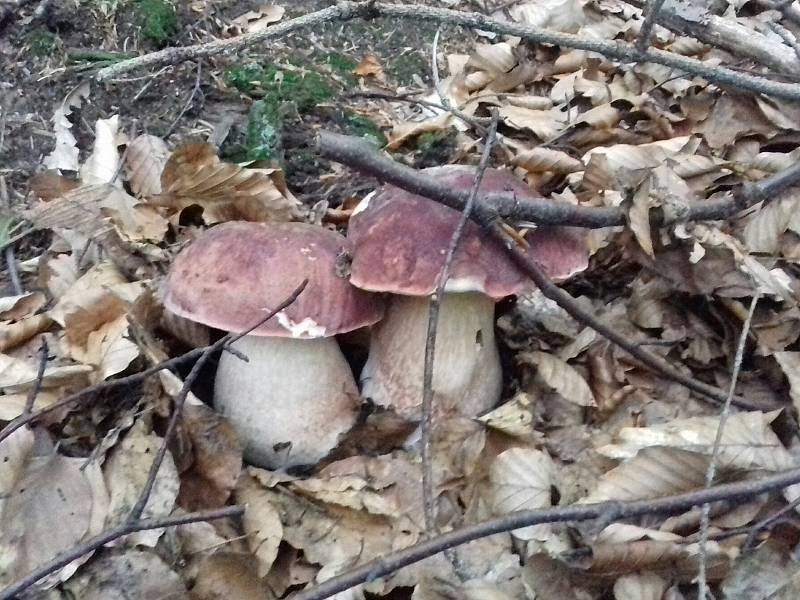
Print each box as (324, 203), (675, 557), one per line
(352, 191), (377, 216)
(444, 276), (487, 294)
(276, 311), (327, 338)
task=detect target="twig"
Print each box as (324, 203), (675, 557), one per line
(21, 338), (48, 421)
(164, 61), (202, 139)
(95, 2), (800, 101)
(421, 110), (498, 542)
(696, 292), (760, 600)
(289, 464), (800, 600)
(741, 494), (800, 551)
(0, 505), (244, 600)
(316, 132), (780, 411)
(318, 131), (800, 230)
(635, 0), (667, 54)
(0, 281), (308, 445)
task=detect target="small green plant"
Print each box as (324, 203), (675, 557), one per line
(137, 0), (177, 46)
(324, 52), (357, 84)
(28, 30), (58, 57)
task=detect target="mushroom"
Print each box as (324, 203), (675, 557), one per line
(164, 221), (383, 469)
(347, 165), (588, 419)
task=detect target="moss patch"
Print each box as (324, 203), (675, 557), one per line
(225, 63), (334, 111)
(341, 112), (387, 147)
(246, 100), (284, 163)
(136, 0), (177, 46)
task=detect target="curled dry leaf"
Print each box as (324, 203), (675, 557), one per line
(124, 134), (170, 197)
(0, 428), (109, 590)
(103, 419), (179, 547)
(518, 350), (596, 406)
(0, 351), (91, 393)
(354, 54), (385, 81)
(49, 262), (150, 381)
(478, 392), (537, 438)
(43, 81), (90, 172)
(512, 146), (584, 175)
(154, 142), (301, 224)
(229, 4), (285, 34)
(0, 292), (46, 322)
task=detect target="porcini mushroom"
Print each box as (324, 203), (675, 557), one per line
(347, 165), (588, 419)
(164, 221), (383, 469)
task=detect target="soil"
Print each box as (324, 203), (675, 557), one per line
(0, 0), (480, 211)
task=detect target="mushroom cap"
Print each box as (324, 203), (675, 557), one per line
(165, 221), (383, 338)
(347, 165), (588, 299)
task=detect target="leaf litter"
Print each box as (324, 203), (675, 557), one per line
(6, 0), (800, 598)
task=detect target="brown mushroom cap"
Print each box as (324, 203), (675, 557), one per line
(165, 221), (383, 338)
(347, 165), (588, 299)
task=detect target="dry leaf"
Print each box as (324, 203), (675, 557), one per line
(80, 115), (122, 185)
(0, 293), (46, 321)
(124, 134), (170, 197)
(230, 4), (285, 33)
(519, 351), (596, 406)
(154, 142), (301, 224)
(62, 551), (186, 599)
(191, 552), (275, 600)
(490, 447), (556, 540)
(0, 429), (108, 590)
(354, 54), (385, 81)
(103, 420), (179, 547)
(43, 81), (90, 172)
(236, 474), (284, 577)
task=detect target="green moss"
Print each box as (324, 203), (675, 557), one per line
(324, 52), (357, 84)
(246, 100), (283, 163)
(28, 30), (58, 57)
(225, 63), (334, 112)
(414, 130), (457, 168)
(342, 112), (387, 147)
(137, 0), (177, 46)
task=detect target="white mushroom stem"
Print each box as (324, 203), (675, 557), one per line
(214, 335), (359, 469)
(360, 292), (502, 419)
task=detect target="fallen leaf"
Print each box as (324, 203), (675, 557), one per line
(124, 134), (170, 197)
(43, 81), (91, 172)
(236, 474), (284, 577)
(518, 351), (596, 406)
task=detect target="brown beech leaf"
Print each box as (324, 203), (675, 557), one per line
(191, 552), (275, 600)
(80, 115), (122, 186)
(236, 474), (284, 577)
(354, 54), (385, 80)
(518, 350), (596, 406)
(103, 420), (179, 547)
(613, 572), (669, 600)
(124, 134), (170, 197)
(154, 142), (301, 224)
(0, 428), (109, 590)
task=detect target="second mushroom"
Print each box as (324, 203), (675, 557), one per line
(347, 165), (588, 420)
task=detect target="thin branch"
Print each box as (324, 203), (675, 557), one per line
(318, 131), (800, 231)
(635, 0), (667, 54)
(421, 111), (499, 540)
(95, 2), (800, 101)
(289, 465), (800, 600)
(696, 292), (760, 600)
(316, 132), (777, 411)
(128, 279), (308, 521)
(0, 505), (244, 600)
(21, 338), (48, 421)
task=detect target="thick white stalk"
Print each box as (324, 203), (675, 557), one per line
(361, 293), (501, 419)
(214, 335), (359, 469)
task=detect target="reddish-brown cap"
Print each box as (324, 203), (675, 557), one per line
(347, 165), (588, 298)
(165, 221), (383, 338)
